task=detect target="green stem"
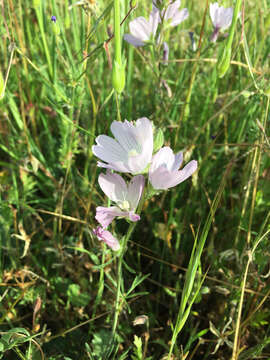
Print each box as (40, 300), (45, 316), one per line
(111, 189), (146, 338)
(111, 221), (137, 336)
(114, 0), (122, 66)
(115, 92), (122, 121)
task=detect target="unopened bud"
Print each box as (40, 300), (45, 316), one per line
(51, 17), (61, 36)
(153, 128), (164, 152)
(264, 86), (270, 97)
(130, 0), (137, 9)
(112, 59), (126, 94)
(32, 0), (40, 8)
(217, 46), (231, 78)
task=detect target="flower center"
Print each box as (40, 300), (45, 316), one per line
(128, 148), (139, 157)
(118, 200), (130, 211)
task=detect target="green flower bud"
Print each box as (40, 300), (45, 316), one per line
(112, 59), (126, 94)
(264, 86), (270, 97)
(130, 0), (137, 8)
(52, 23), (61, 36)
(217, 46), (231, 78)
(153, 128), (164, 152)
(32, 0), (40, 8)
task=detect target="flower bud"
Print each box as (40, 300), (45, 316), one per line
(264, 86), (270, 97)
(217, 46), (231, 78)
(130, 0), (137, 9)
(112, 59), (126, 94)
(153, 128), (164, 152)
(52, 22), (61, 36)
(32, 0), (40, 8)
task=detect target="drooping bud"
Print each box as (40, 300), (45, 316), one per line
(130, 0), (137, 9)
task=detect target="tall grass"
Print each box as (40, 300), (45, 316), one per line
(0, 0), (269, 359)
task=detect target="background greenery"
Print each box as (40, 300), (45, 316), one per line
(0, 0), (269, 359)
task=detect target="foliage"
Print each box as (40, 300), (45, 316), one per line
(0, 0), (269, 359)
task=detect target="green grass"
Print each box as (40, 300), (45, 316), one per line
(0, 0), (269, 359)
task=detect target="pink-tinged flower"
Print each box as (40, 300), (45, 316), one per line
(92, 118), (153, 174)
(95, 172), (144, 227)
(93, 226), (120, 251)
(149, 147), (197, 190)
(153, 0), (189, 27)
(124, 9), (159, 47)
(210, 3), (233, 42)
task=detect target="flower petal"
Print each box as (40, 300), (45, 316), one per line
(149, 8), (159, 35)
(124, 34), (146, 47)
(171, 151), (183, 171)
(128, 212), (140, 222)
(93, 227), (120, 251)
(129, 17), (151, 41)
(219, 8), (233, 29)
(164, 0), (181, 21)
(126, 175), (145, 210)
(149, 147), (197, 190)
(111, 120), (141, 154)
(92, 135), (127, 163)
(96, 161), (129, 173)
(150, 147), (175, 172)
(98, 172), (128, 203)
(169, 8), (189, 27)
(210, 2), (219, 27)
(166, 160), (198, 188)
(95, 206), (126, 228)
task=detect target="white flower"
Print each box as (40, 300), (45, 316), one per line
(153, 0), (189, 27)
(149, 147), (197, 190)
(210, 3), (233, 42)
(92, 118), (153, 175)
(124, 9), (159, 47)
(95, 172), (145, 227)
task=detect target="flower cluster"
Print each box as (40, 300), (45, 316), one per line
(92, 118), (197, 251)
(124, 2), (235, 51)
(124, 0), (189, 65)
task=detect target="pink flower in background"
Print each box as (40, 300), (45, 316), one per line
(210, 2), (233, 42)
(162, 42), (169, 64)
(153, 0), (189, 27)
(92, 118), (153, 174)
(124, 9), (159, 47)
(95, 172), (145, 227)
(149, 147), (197, 190)
(93, 227), (120, 251)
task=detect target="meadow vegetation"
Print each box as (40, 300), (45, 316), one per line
(0, 0), (269, 359)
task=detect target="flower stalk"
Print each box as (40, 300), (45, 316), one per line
(112, 0), (126, 94)
(111, 188), (146, 338)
